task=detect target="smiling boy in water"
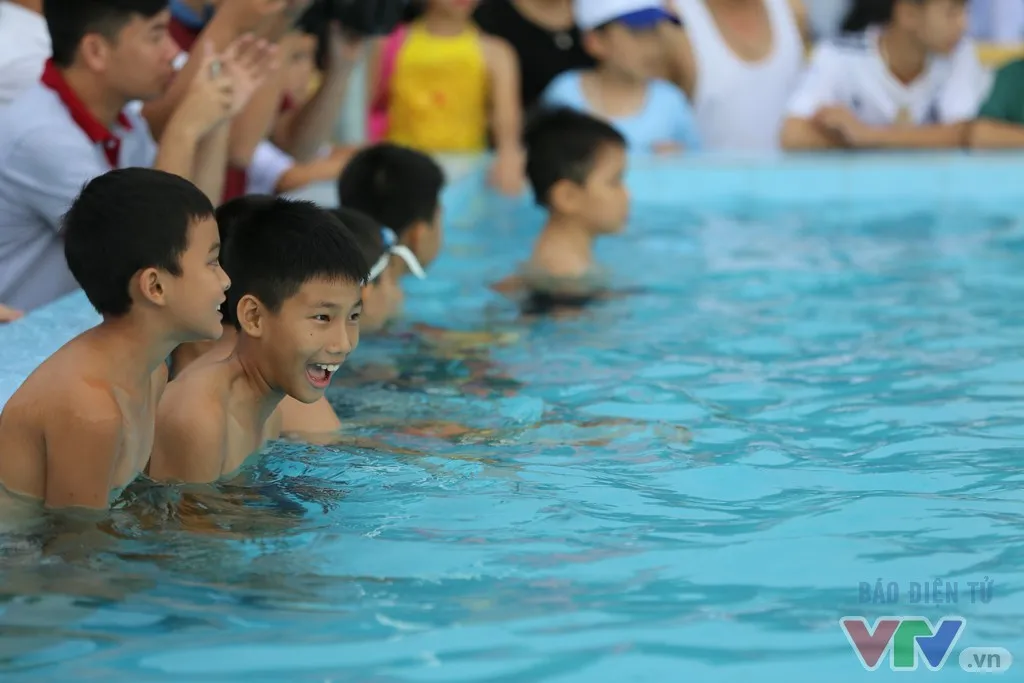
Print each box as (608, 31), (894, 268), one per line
(168, 198), (420, 441)
(149, 198), (369, 483)
(0, 168), (230, 511)
(494, 106), (630, 313)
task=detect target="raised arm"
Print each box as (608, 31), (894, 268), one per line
(194, 34), (278, 199)
(273, 23), (362, 162)
(153, 41), (235, 201)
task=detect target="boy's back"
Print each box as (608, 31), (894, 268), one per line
(0, 168), (230, 510)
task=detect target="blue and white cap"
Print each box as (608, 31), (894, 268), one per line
(573, 0), (680, 31)
(367, 227), (426, 283)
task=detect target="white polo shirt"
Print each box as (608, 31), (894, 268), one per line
(0, 2), (50, 107)
(787, 28), (992, 126)
(0, 61), (157, 312)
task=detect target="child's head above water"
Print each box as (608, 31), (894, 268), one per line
(331, 207), (426, 333)
(524, 106), (629, 233)
(337, 143), (446, 270)
(574, 0), (680, 82)
(222, 198), (370, 402)
(63, 168), (229, 341)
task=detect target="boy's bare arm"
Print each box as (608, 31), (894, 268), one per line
(151, 399), (227, 484)
(44, 388), (123, 510)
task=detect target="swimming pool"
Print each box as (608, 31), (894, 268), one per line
(1, 154), (1023, 682)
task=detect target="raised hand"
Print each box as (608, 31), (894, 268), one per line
(176, 41), (236, 137)
(220, 33), (279, 116)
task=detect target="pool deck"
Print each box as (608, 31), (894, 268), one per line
(1, 151), (1023, 410)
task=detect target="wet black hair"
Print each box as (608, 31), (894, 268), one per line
(63, 167), (213, 317)
(213, 195), (276, 326)
(337, 143), (445, 239)
(222, 198), (370, 329)
(44, 0), (169, 68)
(331, 207), (388, 284)
(523, 106), (626, 208)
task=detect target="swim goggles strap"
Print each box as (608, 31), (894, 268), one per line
(367, 227), (427, 283)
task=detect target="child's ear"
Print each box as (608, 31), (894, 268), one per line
(136, 267), (166, 307)
(404, 221), (429, 252)
(237, 295), (264, 338)
(549, 178), (583, 215)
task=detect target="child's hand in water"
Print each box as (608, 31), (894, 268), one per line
(0, 303), (22, 323)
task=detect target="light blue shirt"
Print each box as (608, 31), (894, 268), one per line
(541, 70), (702, 153)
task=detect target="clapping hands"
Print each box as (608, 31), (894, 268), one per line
(177, 35), (278, 137)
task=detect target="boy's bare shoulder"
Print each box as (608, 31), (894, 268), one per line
(2, 337), (121, 429)
(152, 364), (230, 482)
(158, 359), (230, 424)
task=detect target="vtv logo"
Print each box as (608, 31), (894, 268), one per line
(840, 616), (964, 671)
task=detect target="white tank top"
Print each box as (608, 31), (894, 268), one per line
(675, 0), (804, 151)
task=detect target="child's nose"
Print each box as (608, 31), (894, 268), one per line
(326, 326), (355, 357)
(218, 267), (231, 292)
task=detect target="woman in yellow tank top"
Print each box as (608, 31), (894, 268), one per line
(368, 0), (526, 195)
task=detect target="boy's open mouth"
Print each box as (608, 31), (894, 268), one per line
(305, 363), (340, 389)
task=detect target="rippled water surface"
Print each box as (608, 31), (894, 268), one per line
(2, 195), (1023, 682)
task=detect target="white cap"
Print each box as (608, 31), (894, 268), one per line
(573, 0), (680, 31)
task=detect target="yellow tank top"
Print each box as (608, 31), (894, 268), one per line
(386, 22), (488, 153)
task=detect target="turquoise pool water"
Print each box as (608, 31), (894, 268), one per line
(1, 157), (1023, 682)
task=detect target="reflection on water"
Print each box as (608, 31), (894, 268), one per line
(3, 200), (1024, 681)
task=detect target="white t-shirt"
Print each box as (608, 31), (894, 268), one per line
(0, 2), (51, 107)
(787, 27), (993, 125)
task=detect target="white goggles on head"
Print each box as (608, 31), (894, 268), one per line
(366, 226), (427, 283)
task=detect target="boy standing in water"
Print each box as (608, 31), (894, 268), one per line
(149, 199), (369, 483)
(337, 143), (444, 307)
(496, 106), (629, 313)
(0, 168), (230, 510)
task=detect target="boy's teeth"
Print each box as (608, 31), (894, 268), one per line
(315, 363), (340, 373)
